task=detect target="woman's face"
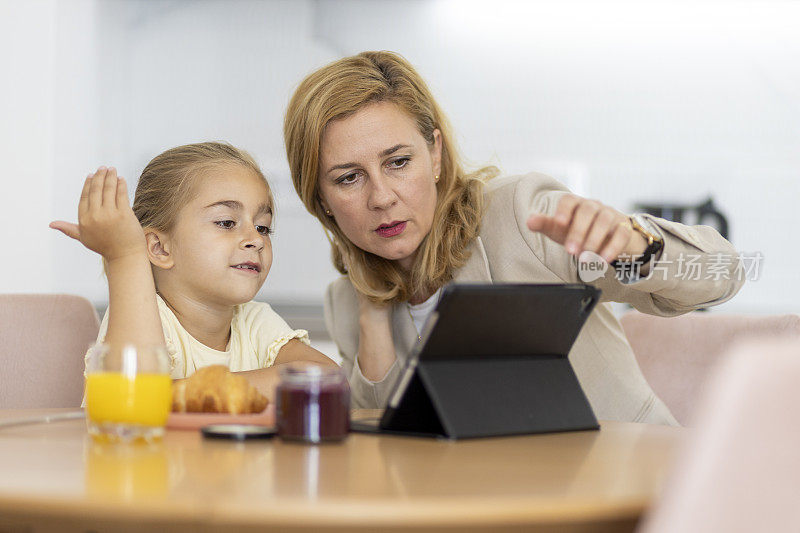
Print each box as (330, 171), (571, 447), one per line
(318, 101), (442, 271)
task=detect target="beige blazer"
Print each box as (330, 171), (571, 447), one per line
(324, 173), (744, 424)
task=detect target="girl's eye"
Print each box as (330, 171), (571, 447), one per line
(388, 157), (410, 169)
(215, 220), (235, 229)
(256, 225), (273, 236)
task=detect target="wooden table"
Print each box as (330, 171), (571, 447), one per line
(0, 409), (683, 532)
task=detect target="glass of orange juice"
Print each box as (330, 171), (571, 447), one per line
(85, 344), (172, 443)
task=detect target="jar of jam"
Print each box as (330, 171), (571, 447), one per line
(275, 364), (350, 443)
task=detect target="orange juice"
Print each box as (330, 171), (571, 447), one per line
(86, 372), (172, 428)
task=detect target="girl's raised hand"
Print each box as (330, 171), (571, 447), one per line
(526, 193), (648, 264)
(50, 167), (146, 262)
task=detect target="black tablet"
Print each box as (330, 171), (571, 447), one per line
(375, 283), (601, 439)
(413, 283), (599, 360)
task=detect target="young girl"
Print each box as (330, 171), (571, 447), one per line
(50, 142), (334, 400)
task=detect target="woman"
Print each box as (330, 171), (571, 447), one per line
(284, 51), (743, 424)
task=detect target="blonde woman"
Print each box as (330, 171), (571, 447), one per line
(284, 51), (743, 422)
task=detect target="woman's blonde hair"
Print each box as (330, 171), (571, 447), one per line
(284, 51), (497, 303)
(133, 141), (273, 233)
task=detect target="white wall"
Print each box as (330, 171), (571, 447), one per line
(2, 0), (798, 314)
(0, 0), (57, 293)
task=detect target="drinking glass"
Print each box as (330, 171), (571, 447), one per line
(85, 344), (172, 443)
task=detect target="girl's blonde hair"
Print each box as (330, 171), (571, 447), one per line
(133, 141), (273, 233)
(284, 51), (497, 303)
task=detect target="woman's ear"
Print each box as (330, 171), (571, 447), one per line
(318, 196), (333, 217)
(431, 128), (443, 178)
(145, 230), (174, 269)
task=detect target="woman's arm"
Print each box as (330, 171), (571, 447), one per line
(515, 174), (743, 313)
(526, 193), (649, 266)
(354, 293), (397, 382)
(50, 167), (164, 350)
(324, 278), (404, 409)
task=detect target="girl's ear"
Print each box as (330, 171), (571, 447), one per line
(145, 230), (174, 269)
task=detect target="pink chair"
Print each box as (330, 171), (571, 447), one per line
(0, 294), (99, 408)
(620, 311), (800, 425)
(639, 338), (800, 532)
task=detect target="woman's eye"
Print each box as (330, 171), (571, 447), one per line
(388, 157), (410, 169)
(215, 220), (235, 229)
(256, 225), (273, 236)
(336, 171), (360, 185)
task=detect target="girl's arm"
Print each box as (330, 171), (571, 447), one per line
(237, 339), (336, 401)
(50, 167), (164, 350)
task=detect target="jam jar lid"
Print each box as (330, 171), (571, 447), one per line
(278, 363), (346, 385)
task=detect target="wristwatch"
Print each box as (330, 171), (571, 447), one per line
(627, 214), (664, 265)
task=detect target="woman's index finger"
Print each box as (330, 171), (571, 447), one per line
(554, 194), (580, 225)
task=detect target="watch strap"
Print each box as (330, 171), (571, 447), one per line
(611, 215), (664, 269)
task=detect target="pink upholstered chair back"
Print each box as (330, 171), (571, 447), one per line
(620, 311), (800, 425)
(0, 294), (99, 408)
(639, 338), (800, 532)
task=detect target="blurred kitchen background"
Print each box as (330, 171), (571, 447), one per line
(1, 0), (798, 357)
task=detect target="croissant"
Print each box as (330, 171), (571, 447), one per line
(171, 365), (268, 415)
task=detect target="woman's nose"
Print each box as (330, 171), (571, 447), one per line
(367, 174), (399, 210)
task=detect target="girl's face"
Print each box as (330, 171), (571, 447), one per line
(317, 101), (442, 271)
(160, 164), (273, 307)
